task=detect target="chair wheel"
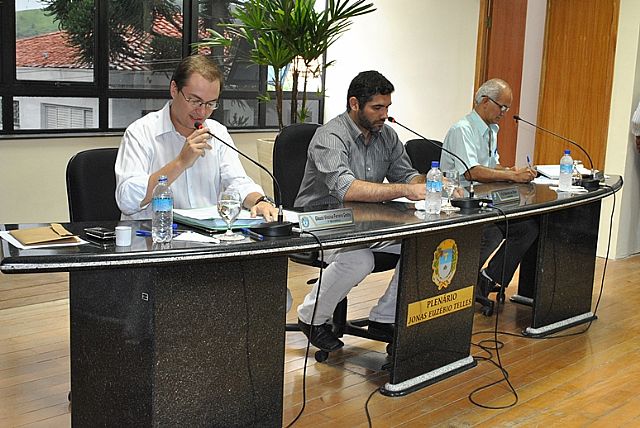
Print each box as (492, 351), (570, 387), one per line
(386, 343), (393, 355)
(68, 391), (72, 402)
(481, 305), (494, 317)
(498, 292), (506, 304)
(315, 350), (329, 362)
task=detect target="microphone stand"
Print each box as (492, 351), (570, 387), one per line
(194, 122), (293, 237)
(513, 115), (600, 190)
(388, 117), (490, 211)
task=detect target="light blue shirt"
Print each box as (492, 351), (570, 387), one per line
(440, 110), (500, 183)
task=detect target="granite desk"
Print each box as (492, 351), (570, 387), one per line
(0, 176), (622, 425)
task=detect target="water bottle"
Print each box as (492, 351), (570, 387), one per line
(151, 175), (173, 243)
(558, 149), (573, 191)
(426, 161), (443, 215)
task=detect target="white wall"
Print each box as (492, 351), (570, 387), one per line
(598, 0), (640, 259)
(515, 1), (547, 167)
(324, 0), (480, 143)
(0, 131), (275, 224)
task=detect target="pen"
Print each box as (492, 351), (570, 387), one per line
(526, 155), (532, 168)
(136, 229), (187, 237)
(240, 228), (264, 241)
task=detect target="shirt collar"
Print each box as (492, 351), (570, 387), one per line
(340, 111), (380, 144)
(468, 109), (499, 137)
(158, 101), (182, 138)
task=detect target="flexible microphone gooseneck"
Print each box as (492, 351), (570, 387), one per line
(513, 115), (600, 190)
(194, 121), (293, 237)
(387, 116), (489, 211)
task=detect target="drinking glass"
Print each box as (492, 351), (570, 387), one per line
(442, 170), (460, 212)
(217, 190), (244, 241)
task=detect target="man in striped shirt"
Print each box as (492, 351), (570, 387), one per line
(294, 71), (425, 352)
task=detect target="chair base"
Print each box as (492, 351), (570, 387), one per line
(286, 298), (393, 362)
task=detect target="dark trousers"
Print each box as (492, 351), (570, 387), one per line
(480, 217), (538, 286)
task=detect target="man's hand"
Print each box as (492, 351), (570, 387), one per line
(250, 201), (279, 222)
(511, 166), (536, 183)
(178, 127), (212, 169)
(405, 182), (427, 201)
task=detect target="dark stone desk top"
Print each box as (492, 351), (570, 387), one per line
(1, 176), (622, 273)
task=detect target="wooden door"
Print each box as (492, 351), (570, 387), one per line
(535, 0), (619, 170)
(475, 0), (528, 167)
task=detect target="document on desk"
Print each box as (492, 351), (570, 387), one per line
(0, 230), (88, 250)
(173, 206), (263, 231)
(536, 164), (594, 179)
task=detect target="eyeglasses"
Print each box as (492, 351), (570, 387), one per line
(484, 96), (510, 113)
(179, 90), (219, 111)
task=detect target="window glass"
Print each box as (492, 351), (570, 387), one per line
(108, 98), (168, 128)
(265, 99), (320, 128)
(197, 2), (259, 92)
(108, 1), (183, 90)
(220, 98), (259, 128)
(15, 0), (95, 82)
(15, 96), (98, 130)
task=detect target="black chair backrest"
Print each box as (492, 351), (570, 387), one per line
(66, 148), (121, 222)
(405, 138), (443, 174)
(272, 122), (321, 208)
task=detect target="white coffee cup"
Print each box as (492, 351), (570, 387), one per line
(115, 226), (132, 246)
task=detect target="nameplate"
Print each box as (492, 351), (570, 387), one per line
(298, 208), (354, 232)
(489, 187), (520, 205)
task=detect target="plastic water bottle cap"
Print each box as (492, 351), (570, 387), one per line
(564, 149), (570, 155)
(431, 161), (439, 168)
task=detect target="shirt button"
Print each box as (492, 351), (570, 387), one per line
(367, 167), (371, 171)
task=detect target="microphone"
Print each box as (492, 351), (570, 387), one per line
(387, 116), (489, 211)
(513, 115), (600, 190)
(194, 121), (293, 237)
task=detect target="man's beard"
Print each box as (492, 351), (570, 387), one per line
(357, 110), (384, 133)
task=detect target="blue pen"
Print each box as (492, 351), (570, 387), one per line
(136, 224), (183, 237)
(526, 155), (532, 168)
(240, 228), (264, 241)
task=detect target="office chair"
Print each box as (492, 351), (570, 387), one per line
(404, 138), (498, 316)
(66, 148), (121, 222)
(65, 147), (121, 403)
(274, 123), (399, 362)
(404, 138), (443, 174)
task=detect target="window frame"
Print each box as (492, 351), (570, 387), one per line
(0, 0), (325, 136)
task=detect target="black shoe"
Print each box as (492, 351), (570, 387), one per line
(476, 272), (500, 298)
(368, 321), (395, 342)
(298, 319), (344, 352)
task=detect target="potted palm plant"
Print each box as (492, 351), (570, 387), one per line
(196, 0), (375, 130)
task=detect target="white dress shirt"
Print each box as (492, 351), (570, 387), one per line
(115, 101), (263, 220)
(632, 101), (640, 137)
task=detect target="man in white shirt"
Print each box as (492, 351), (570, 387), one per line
(115, 55), (278, 221)
(441, 78), (538, 314)
(631, 101), (640, 153)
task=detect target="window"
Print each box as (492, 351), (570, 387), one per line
(42, 103), (94, 129)
(0, 0), (324, 135)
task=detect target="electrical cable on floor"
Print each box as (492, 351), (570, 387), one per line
(285, 230), (324, 428)
(469, 204), (519, 409)
(364, 385), (380, 428)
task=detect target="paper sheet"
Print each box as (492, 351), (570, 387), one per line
(0, 231), (88, 249)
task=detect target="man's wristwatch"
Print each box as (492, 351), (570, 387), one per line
(254, 195), (276, 207)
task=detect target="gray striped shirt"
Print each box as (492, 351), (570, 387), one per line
(295, 112), (420, 206)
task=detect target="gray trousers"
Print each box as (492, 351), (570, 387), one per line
(297, 241), (401, 325)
